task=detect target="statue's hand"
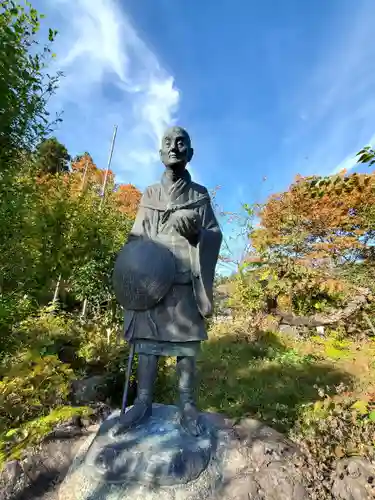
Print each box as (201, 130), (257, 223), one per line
(173, 210), (201, 240)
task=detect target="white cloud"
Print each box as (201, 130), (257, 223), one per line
(329, 132), (375, 175)
(283, 0), (375, 178)
(39, 0), (180, 187)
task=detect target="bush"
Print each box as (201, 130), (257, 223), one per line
(0, 352), (75, 432)
(290, 387), (375, 497)
(227, 272), (265, 315)
(0, 293), (35, 356)
(228, 259), (353, 321)
(0, 405), (93, 466)
(293, 387), (375, 459)
(75, 322), (135, 406)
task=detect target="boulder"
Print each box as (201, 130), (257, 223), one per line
(331, 457), (375, 500)
(0, 404), (110, 500)
(0, 460), (25, 499)
(3, 404), (374, 500)
(58, 405), (309, 500)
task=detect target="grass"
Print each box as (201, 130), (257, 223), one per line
(295, 333), (375, 389)
(197, 333), (348, 431)
(155, 318), (375, 499)
(1, 311), (373, 494)
(155, 320), (375, 435)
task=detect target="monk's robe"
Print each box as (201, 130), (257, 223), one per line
(123, 169), (222, 357)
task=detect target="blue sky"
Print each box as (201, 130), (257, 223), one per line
(34, 0), (375, 272)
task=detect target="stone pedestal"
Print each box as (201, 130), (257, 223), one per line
(83, 404), (216, 488)
(58, 404), (309, 500)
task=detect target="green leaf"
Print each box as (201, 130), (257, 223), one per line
(357, 146), (371, 155)
(369, 410), (375, 422)
(358, 154), (374, 164)
(351, 400), (368, 416)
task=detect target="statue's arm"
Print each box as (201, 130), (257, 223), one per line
(190, 194), (222, 317)
(197, 191), (223, 248)
(128, 190), (152, 242)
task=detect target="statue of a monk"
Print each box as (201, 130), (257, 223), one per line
(114, 126), (222, 436)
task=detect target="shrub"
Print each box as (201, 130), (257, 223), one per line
(291, 387), (375, 478)
(0, 352), (75, 432)
(0, 405), (93, 467)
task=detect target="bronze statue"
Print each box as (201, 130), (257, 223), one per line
(112, 126), (222, 436)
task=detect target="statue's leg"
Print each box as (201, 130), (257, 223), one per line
(112, 353), (158, 436)
(176, 355), (203, 436)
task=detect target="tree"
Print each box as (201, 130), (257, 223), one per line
(0, 0), (61, 171)
(71, 153), (114, 195)
(113, 183), (141, 218)
(234, 170), (375, 317)
(0, 1), (63, 348)
(36, 137), (71, 174)
(70, 153), (143, 216)
(357, 146), (375, 167)
(251, 171), (375, 265)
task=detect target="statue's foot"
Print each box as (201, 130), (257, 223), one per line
(110, 400), (152, 437)
(180, 402), (204, 437)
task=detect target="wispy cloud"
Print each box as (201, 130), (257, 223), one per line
(282, 0), (375, 178)
(329, 132), (375, 176)
(40, 0), (179, 186)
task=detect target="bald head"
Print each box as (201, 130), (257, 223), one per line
(162, 126), (191, 146)
(160, 126), (194, 170)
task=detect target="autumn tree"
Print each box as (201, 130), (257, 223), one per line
(113, 183), (141, 218)
(251, 171), (375, 266)
(70, 154), (142, 217)
(71, 153), (114, 195)
(232, 170), (375, 317)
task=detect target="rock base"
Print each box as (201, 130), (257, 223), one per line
(2, 402), (374, 499)
(83, 404), (216, 487)
(58, 404), (309, 500)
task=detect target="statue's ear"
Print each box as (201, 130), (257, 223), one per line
(187, 147), (194, 163)
(159, 149), (163, 161)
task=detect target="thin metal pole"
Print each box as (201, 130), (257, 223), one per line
(99, 125), (118, 210)
(81, 125), (118, 319)
(79, 158), (89, 319)
(81, 297), (87, 319)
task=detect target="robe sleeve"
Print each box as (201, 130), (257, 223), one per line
(191, 192), (223, 318)
(128, 189), (154, 241)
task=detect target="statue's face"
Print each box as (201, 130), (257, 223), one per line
(160, 127), (193, 169)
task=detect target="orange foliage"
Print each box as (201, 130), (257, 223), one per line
(252, 171), (375, 263)
(113, 184), (141, 218)
(36, 153), (141, 218)
(71, 153), (114, 193)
